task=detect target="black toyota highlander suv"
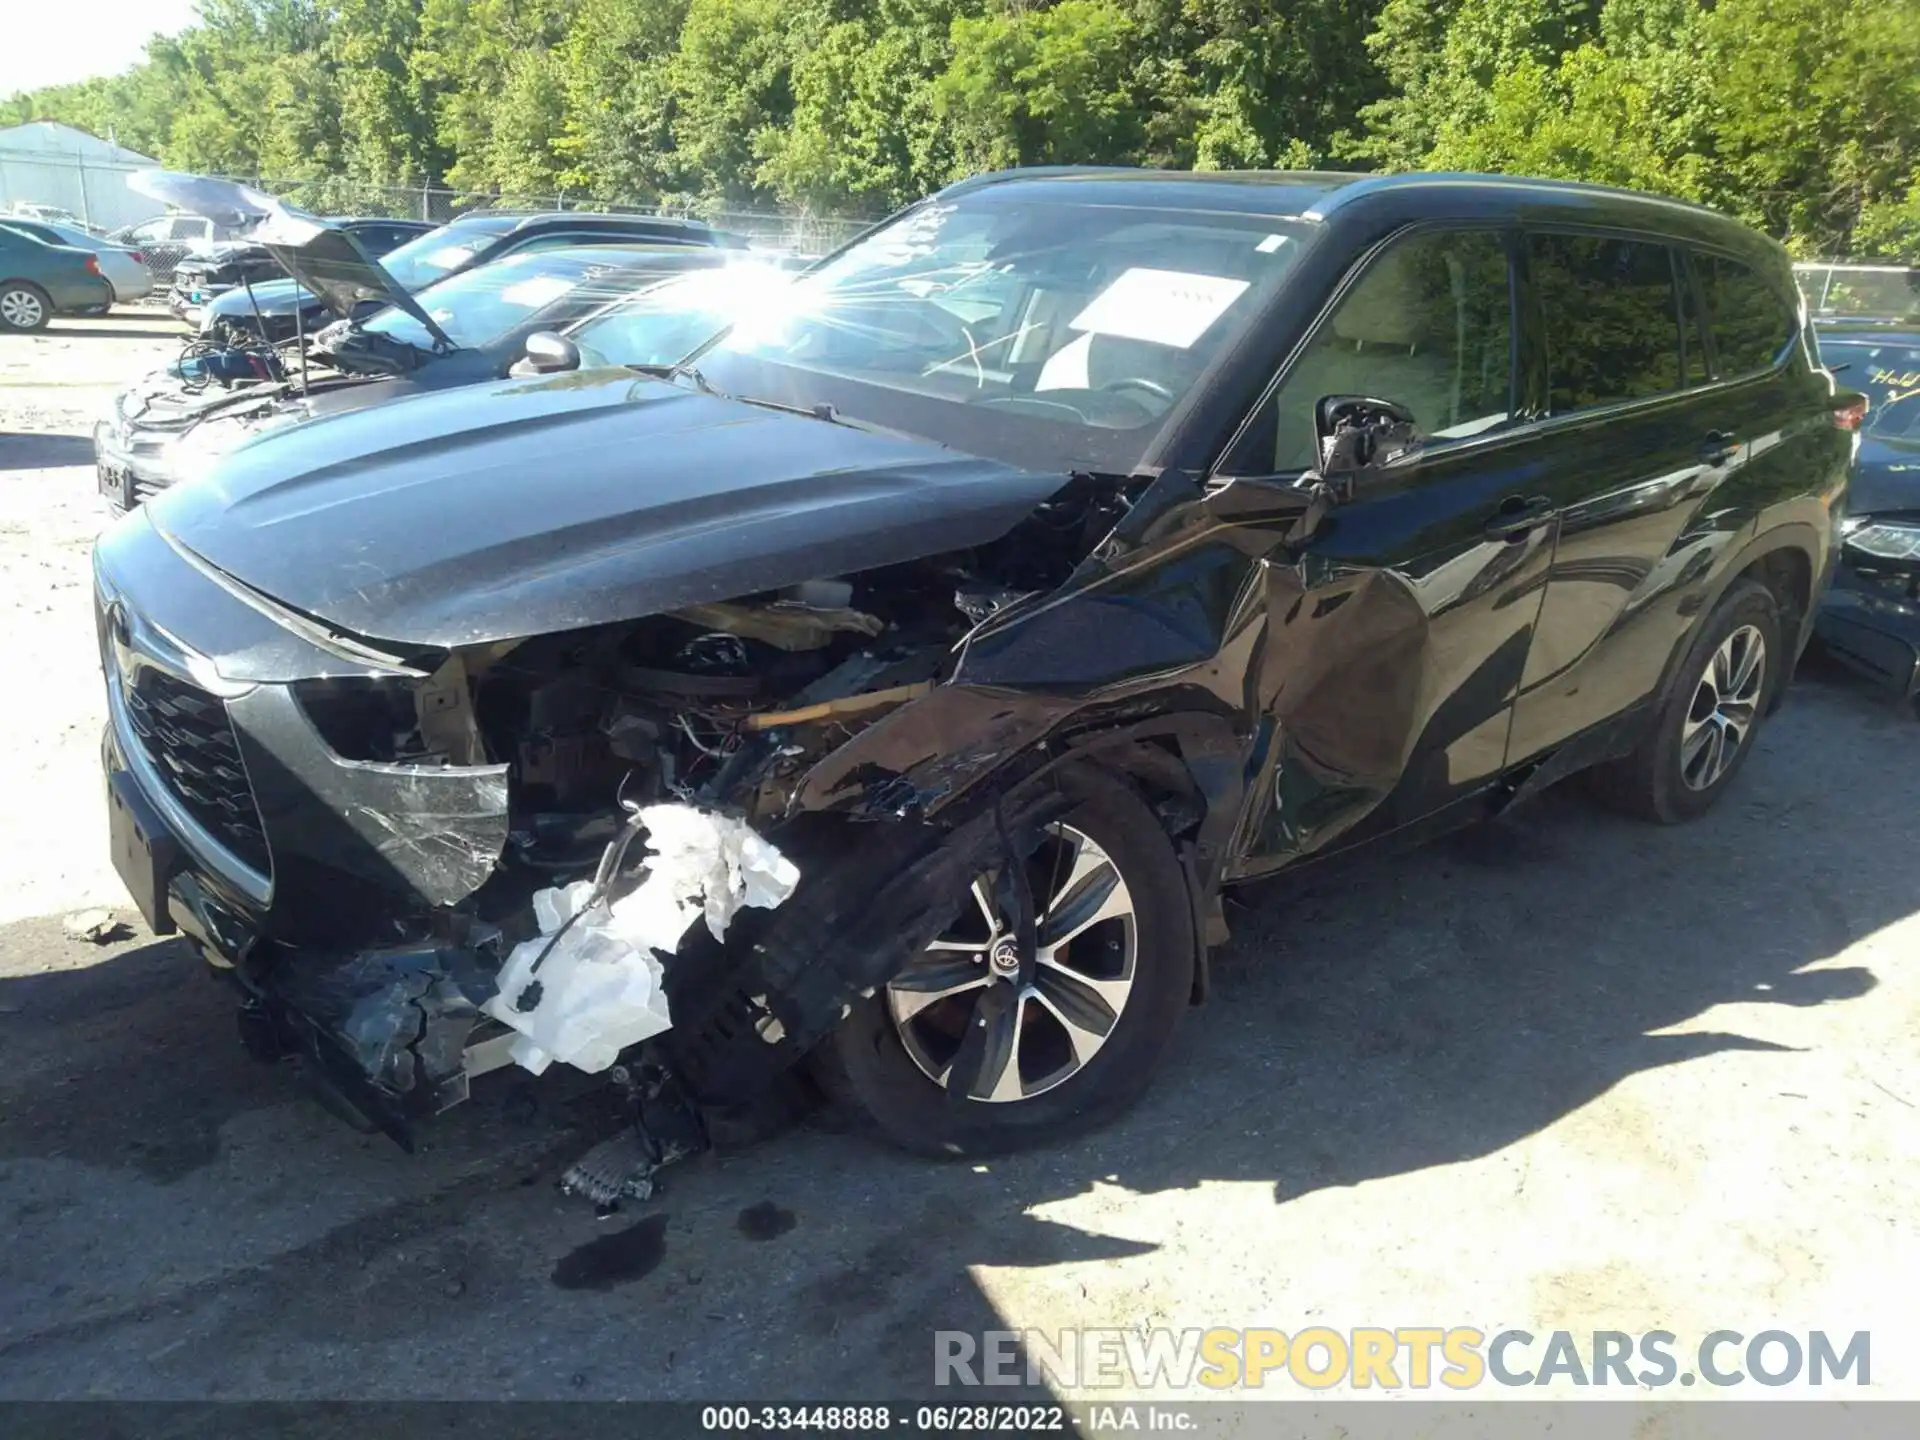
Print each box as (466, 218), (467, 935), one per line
(92, 169), (1857, 1173)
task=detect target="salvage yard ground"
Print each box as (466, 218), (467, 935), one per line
(1, 313), (1917, 1405)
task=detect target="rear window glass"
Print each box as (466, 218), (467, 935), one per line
(1698, 254), (1796, 377)
(1530, 234), (1683, 412)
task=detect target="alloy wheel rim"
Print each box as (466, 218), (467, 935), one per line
(887, 822), (1137, 1103)
(1, 289), (44, 328)
(1681, 624), (1766, 791)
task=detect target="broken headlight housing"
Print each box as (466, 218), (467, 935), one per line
(1841, 515), (1920, 564)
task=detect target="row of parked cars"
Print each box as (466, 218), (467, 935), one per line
(80, 169), (1891, 1182)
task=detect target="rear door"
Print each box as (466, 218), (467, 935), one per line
(1505, 230), (1732, 762)
(1217, 225), (1560, 873)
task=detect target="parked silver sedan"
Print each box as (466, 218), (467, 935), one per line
(0, 217), (154, 306)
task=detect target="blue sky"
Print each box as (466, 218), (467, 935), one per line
(4, 0), (200, 98)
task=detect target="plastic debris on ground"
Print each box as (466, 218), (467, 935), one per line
(483, 804), (802, 1077)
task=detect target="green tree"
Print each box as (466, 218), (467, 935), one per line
(937, 0), (1145, 173)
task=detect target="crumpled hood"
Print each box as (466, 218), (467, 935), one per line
(149, 370), (1071, 650)
(1852, 433), (1920, 515)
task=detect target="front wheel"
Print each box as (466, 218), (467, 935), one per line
(834, 768), (1195, 1157)
(0, 282), (52, 332)
(1589, 577), (1782, 823)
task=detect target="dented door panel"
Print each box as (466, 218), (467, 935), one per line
(1233, 446), (1555, 876)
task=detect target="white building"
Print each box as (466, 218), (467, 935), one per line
(0, 121), (162, 232)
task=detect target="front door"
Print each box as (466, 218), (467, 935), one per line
(1218, 226), (1558, 877)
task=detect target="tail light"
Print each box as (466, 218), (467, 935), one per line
(1832, 395), (1868, 432)
(129, 251), (145, 265)
(84, 254), (102, 276)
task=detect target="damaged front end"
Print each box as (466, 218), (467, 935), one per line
(96, 436), (1245, 1161)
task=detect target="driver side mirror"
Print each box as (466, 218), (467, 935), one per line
(517, 330), (581, 376)
(1308, 394), (1422, 500)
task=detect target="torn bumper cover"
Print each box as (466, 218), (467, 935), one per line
(484, 805), (800, 1076)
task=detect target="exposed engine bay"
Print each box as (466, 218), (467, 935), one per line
(201, 473), (1163, 1187)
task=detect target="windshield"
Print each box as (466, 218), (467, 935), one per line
(375, 223), (493, 292)
(1818, 335), (1920, 429)
(690, 192), (1310, 472)
(1798, 266), (1920, 323)
(360, 251), (627, 351)
(570, 263), (796, 368)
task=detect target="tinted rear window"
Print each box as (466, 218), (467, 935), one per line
(1698, 253), (1796, 377)
(1530, 234), (1684, 413)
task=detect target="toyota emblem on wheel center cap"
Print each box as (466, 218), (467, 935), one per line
(989, 936), (1021, 975)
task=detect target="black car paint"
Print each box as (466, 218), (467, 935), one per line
(93, 169), (1850, 1138)
(1810, 324), (1920, 701)
(148, 371), (1074, 656)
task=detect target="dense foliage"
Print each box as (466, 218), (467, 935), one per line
(5, 0), (1917, 256)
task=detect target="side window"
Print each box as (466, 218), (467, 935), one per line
(1697, 253), (1795, 378)
(167, 217), (207, 241)
(126, 220), (167, 244)
(1530, 233), (1683, 413)
(1228, 228), (1513, 473)
(504, 233), (597, 256)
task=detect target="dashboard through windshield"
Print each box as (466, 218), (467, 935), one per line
(690, 193), (1310, 473)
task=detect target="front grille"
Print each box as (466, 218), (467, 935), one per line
(123, 669), (271, 873)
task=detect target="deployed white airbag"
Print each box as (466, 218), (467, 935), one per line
(484, 804), (801, 1076)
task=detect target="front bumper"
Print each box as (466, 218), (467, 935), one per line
(1813, 558), (1920, 701)
(92, 420), (173, 512)
(95, 512), (519, 1137)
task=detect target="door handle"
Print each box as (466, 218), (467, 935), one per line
(1699, 430), (1739, 467)
(1484, 494), (1554, 541)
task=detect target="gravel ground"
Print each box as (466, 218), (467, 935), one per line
(0, 315), (1916, 1416)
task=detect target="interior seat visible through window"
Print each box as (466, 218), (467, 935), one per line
(1229, 229), (1514, 473)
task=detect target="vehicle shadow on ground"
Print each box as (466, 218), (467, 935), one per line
(0, 677), (1904, 1399)
(0, 432), (94, 470)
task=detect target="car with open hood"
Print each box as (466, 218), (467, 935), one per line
(93, 168), (1854, 1182)
(196, 209), (748, 347)
(94, 226), (767, 511)
(167, 216), (433, 327)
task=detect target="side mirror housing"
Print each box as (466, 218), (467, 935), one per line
(518, 331), (581, 376)
(1310, 394), (1422, 499)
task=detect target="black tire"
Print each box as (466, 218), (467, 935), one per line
(833, 766), (1195, 1157)
(1588, 577), (1783, 823)
(0, 281), (53, 332)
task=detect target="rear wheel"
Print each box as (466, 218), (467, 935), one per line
(834, 768), (1194, 1156)
(1589, 578), (1782, 822)
(0, 282), (51, 332)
